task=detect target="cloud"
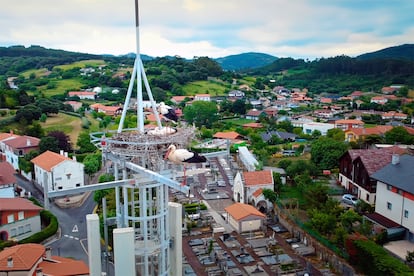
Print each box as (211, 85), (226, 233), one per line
(0, 0), (413, 59)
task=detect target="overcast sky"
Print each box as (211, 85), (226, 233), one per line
(1, 0), (413, 60)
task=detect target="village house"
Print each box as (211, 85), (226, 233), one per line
(245, 109), (265, 120)
(224, 203), (266, 233)
(3, 136), (40, 171)
(89, 103), (122, 116)
(370, 96), (388, 105)
(64, 100), (83, 112)
(370, 154), (414, 241)
(194, 94), (211, 101)
(381, 111), (408, 121)
(67, 91), (96, 100)
(338, 146), (407, 205)
(31, 150), (85, 192)
(302, 122), (335, 136)
(0, 243), (89, 275)
(334, 119), (364, 131)
(0, 198), (42, 241)
(0, 132), (20, 161)
(0, 162), (17, 198)
(313, 109), (334, 119)
(171, 95), (193, 105)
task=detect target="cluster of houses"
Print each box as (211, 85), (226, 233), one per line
(0, 133), (89, 274)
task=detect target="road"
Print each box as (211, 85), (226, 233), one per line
(16, 175), (115, 276)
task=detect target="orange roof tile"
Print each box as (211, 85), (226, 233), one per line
(3, 136), (39, 149)
(0, 198), (43, 211)
(213, 131), (242, 140)
(0, 244), (44, 271)
(0, 132), (19, 141)
(243, 170), (273, 186)
(225, 203), (266, 220)
(335, 119), (364, 125)
(39, 258), (89, 275)
(243, 122), (264, 128)
(252, 188), (263, 198)
(0, 162), (16, 186)
(31, 150), (72, 172)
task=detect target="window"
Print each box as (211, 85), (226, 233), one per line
(66, 173), (71, 180)
(366, 194), (370, 201)
(398, 189), (403, 195)
(25, 224), (31, 233)
(387, 202), (392, 210)
(404, 210), (409, 218)
(76, 183), (81, 187)
(387, 185), (392, 191)
(10, 228), (16, 237)
(7, 214), (14, 224)
(18, 226), (24, 235)
(18, 211), (24, 220)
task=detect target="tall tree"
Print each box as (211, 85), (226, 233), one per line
(47, 130), (72, 152)
(311, 137), (348, 170)
(183, 101), (218, 128)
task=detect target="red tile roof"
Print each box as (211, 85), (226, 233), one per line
(3, 136), (40, 149)
(213, 131), (242, 140)
(242, 122), (264, 128)
(0, 162), (16, 186)
(225, 202), (266, 221)
(38, 257), (89, 275)
(348, 146), (407, 175)
(252, 188), (263, 198)
(0, 198), (43, 212)
(0, 243), (44, 271)
(31, 150), (72, 172)
(364, 212), (400, 228)
(243, 170), (273, 186)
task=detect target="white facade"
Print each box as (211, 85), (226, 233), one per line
(302, 122), (335, 136)
(233, 172), (245, 203)
(34, 159), (84, 192)
(375, 181), (414, 234)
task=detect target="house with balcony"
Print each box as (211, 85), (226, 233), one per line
(68, 91), (96, 100)
(338, 146), (407, 205)
(194, 94), (211, 101)
(0, 198), (42, 241)
(334, 119), (364, 131)
(31, 150), (84, 192)
(370, 154), (414, 241)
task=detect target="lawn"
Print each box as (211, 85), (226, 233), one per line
(182, 80), (229, 96)
(54, 59), (106, 70)
(40, 78), (85, 97)
(41, 113), (83, 145)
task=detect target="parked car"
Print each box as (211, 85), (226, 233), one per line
(342, 194), (359, 205)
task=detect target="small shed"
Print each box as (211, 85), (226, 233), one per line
(225, 203), (266, 233)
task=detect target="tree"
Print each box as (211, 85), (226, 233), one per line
(262, 188), (277, 203)
(311, 137), (348, 170)
(83, 154), (101, 181)
(76, 131), (97, 153)
(93, 173), (115, 204)
(39, 136), (59, 153)
(15, 104), (42, 123)
(327, 128), (345, 141)
(385, 126), (414, 144)
(183, 101), (218, 128)
(25, 122), (44, 138)
(47, 131), (72, 152)
(232, 99), (247, 115)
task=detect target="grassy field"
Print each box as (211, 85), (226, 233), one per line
(182, 80), (229, 96)
(21, 68), (51, 78)
(54, 59), (106, 70)
(39, 78), (85, 97)
(40, 113), (83, 145)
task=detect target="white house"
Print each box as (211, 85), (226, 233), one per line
(371, 154), (414, 241)
(3, 136), (40, 171)
(302, 122), (335, 136)
(31, 150), (85, 192)
(194, 94), (211, 101)
(68, 91), (96, 100)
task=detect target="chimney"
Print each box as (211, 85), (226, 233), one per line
(7, 257), (13, 267)
(392, 154), (400, 165)
(64, 152), (68, 158)
(26, 139), (31, 146)
(60, 150), (64, 156)
(72, 156), (77, 162)
(45, 247), (52, 259)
